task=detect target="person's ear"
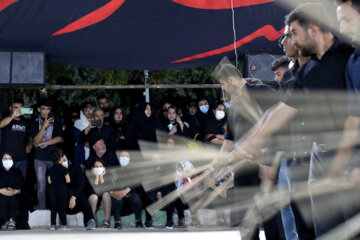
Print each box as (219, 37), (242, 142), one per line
(37, 107), (40, 113)
(308, 24), (318, 38)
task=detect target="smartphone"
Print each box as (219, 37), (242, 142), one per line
(91, 120), (102, 127)
(48, 112), (54, 119)
(21, 108), (33, 115)
(168, 123), (173, 131)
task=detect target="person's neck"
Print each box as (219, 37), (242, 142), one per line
(170, 120), (176, 124)
(13, 117), (20, 121)
(298, 55), (310, 66)
(316, 33), (335, 59)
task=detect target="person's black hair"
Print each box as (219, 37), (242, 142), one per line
(51, 149), (65, 163)
(81, 102), (93, 110)
(13, 98), (24, 106)
(167, 105), (178, 113)
(92, 159), (105, 167)
(335, 0), (360, 13)
(211, 100), (225, 111)
(197, 96), (208, 103)
(1, 152), (15, 161)
(285, 2), (331, 33)
(109, 106), (127, 125)
(38, 98), (52, 108)
(97, 94), (108, 102)
(271, 56), (290, 72)
(213, 63), (243, 82)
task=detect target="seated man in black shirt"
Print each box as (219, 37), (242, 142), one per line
(83, 109), (116, 156)
(30, 98), (63, 210)
(85, 138), (119, 169)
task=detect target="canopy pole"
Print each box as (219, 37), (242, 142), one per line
(144, 70), (150, 103)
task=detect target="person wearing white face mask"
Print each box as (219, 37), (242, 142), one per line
(89, 160), (112, 228)
(0, 153), (23, 230)
(47, 149), (71, 230)
(111, 151), (143, 229)
(203, 102), (227, 146)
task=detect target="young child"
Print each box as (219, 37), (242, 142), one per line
(47, 149), (70, 230)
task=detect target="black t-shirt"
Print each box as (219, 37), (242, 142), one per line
(87, 125), (116, 153)
(30, 116), (63, 161)
(1, 117), (30, 162)
(282, 39), (353, 145)
(225, 83), (275, 142)
(48, 163), (69, 190)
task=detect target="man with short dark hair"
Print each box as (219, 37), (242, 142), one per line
(0, 98), (32, 179)
(84, 108), (116, 157)
(31, 98), (63, 209)
(271, 56), (290, 86)
(97, 94), (110, 124)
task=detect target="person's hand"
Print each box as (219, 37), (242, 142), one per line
(43, 116), (54, 129)
(204, 170), (217, 190)
(169, 125), (178, 135)
(349, 168), (360, 187)
(156, 192), (162, 200)
(259, 164), (276, 182)
(176, 116), (183, 125)
(69, 196), (76, 209)
(216, 134), (224, 140)
(0, 188), (14, 196)
(11, 108), (22, 119)
(35, 142), (47, 148)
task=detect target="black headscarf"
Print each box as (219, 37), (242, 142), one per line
(126, 103), (160, 150)
(0, 153), (24, 190)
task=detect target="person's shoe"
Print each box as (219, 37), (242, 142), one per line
(86, 219), (96, 230)
(144, 221), (153, 229)
(57, 225), (71, 230)
(102, 221), (110, 228)
(165, 220), (174, 229)
(135, 221), (143, 228)
(114, 222), (122, 230)
(50, 225), (56, 231)
(178, 218), (186, 228)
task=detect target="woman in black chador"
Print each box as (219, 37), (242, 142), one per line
(0, 152), (24, 230)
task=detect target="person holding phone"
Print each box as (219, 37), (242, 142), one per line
(73, 103), (93, 166)
(30, 98), (63, 209)
(83, 108), (116, 157)
(164, 105), (188, 137)
(0, 98), (32, 180)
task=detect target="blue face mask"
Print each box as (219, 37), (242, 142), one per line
(199, 105), (209, 114)
(120, 157), (130, 166)
(223, 102), (230, 109)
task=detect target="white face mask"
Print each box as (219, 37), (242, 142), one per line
(199, 105), (209, 114)
(119, 157), (130, 166)
(94, 167), (104, 175)
(62, 161), (69, 168)
(3, 159), (13, 170)
(215, 110), (225, 120)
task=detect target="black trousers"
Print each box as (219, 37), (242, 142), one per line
(230, 162), (285, 240)
(145, 190), (174, 222)
(48, 188), (67, 225)
(0, 195), (20, 221)
(112, 193), (142, 222)
(67, 191), (94, 226)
